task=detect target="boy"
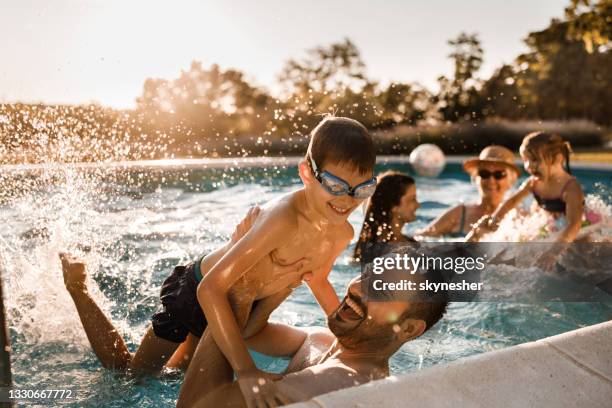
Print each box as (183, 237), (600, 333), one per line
(61, 116), (377, 407)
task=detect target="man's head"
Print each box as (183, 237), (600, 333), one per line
(327, 271), (448, 355)
(299, 116), (377, 225)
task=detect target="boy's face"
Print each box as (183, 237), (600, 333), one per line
(304, 160), (373, 225)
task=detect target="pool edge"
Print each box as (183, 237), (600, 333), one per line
(286, 320), (612, 408)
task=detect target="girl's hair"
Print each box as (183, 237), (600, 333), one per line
(353, 171), (415, 262)
(520, 131), (573, 174)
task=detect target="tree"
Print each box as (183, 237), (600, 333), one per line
(377, 82), (432, 126)
(136, 61), (277, 153)
(515, 13), (611, 124)
(278, 38), (368, 95)
(480, 64), (523, 119)
(565, 0), (611, 53)
(435, 33), (484, 122)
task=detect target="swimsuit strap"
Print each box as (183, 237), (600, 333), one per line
(559, 177), (576, 198)
(533, 177), (575, 200)
(457, 204), (466, 235)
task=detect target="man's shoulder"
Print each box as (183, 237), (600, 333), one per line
(302, 326), (335, 343)
(285, 327), (334, 374)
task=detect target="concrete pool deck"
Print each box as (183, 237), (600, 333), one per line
(287, 320), (612, 408)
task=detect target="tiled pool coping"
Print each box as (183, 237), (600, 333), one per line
(287, 320), (612, 408)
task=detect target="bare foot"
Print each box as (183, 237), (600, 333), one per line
(59, 252), (88, 293)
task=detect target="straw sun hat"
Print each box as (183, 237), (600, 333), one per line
(463, 145), (521, 177)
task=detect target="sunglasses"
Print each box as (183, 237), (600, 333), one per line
(478, 169), (507, 180)
(307, 154), (377, 199)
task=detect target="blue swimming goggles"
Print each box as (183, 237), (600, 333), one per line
(307, 154), (377, 199)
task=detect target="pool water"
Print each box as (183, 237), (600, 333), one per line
(1, 160), (610, 407)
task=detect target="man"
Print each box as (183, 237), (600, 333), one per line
(180, 267), (448, 407)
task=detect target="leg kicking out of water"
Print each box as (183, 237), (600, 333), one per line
(59, 252), (186, 373)
(59, 206), (263, 374)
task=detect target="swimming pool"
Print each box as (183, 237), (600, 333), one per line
(1, 159), (611, 407)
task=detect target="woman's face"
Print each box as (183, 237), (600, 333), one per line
(475, 163), (513, 199)
(392, 184), (419, 223)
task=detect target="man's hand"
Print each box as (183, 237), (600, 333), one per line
(231, 206), (261, 243)
(237, 369), (291, 408)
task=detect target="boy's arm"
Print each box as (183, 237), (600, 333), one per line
(197, 206), (296, 377)
(307, 275), (340, 317)
(306, 225), (353, 316)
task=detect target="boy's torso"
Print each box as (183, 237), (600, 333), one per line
(201, 191), (351, 301)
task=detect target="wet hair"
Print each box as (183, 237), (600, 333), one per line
(364, 264), (449, 333)
(399, 270), (449, 333)
(520, 131), (573, 174)
(307, 116), (376, 175)
(354, 171), (415, 261)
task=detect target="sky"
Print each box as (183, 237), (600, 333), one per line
(1, 0), (568, 109)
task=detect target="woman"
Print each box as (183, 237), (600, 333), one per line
(353, 171), (419, 262)
(418, 145), (520, 238)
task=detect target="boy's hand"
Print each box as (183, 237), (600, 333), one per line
(237, 369), (291, 408)
(231, 206), (262, 243)
(59, 252), (88, 293)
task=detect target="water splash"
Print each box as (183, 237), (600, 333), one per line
(485, 194), (612, 242)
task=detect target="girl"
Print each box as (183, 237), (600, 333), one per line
(353, 171), (419, 263)
(468, 131), (584, 244)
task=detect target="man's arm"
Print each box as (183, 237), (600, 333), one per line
(246, 322), (308, 357)
(195, 365), (369, 408)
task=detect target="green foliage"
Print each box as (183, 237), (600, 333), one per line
(565, 0), (611, 53)
(514, 13), (611, 125)
(435, 32), (484, 122)
(278, 38), (368, 95)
